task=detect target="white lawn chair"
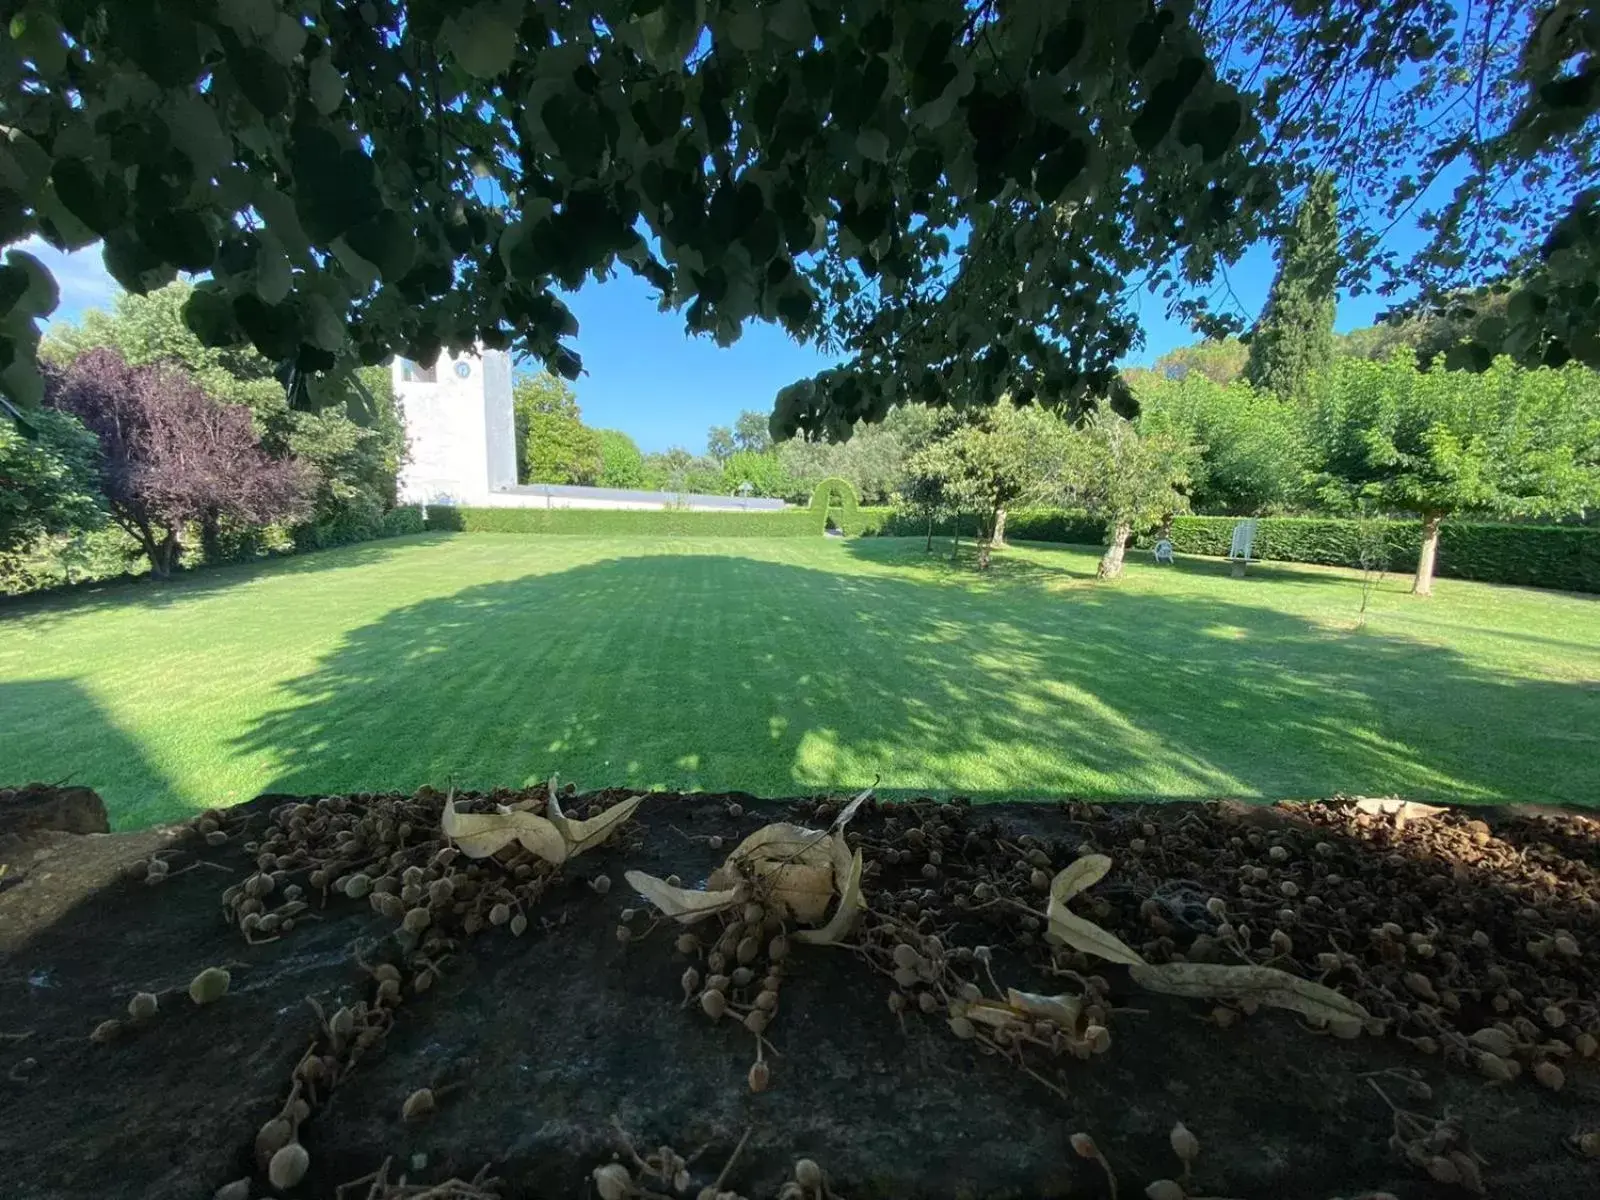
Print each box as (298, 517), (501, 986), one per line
(1228, 518), (1259, 577)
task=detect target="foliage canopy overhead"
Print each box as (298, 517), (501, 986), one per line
(0, 0), (1276, 438)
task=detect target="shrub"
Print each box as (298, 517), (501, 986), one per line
(423, 506), (817, 536)
(382, 505), (426, 536)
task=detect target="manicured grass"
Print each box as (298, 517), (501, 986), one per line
(1, 534), (1597, 828)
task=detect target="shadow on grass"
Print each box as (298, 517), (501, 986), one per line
(0, 535), (447, 631)
(234, 553), (1600, 807)
(0, 679), (176, 830)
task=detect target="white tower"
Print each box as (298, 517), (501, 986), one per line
(393, 348), (517, 505)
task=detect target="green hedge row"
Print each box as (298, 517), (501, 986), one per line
(857, 506), (1106, 544)
(1157, 516), (1600, 593)
(291, 504), (428, 552)
(424, 505), (819, 537)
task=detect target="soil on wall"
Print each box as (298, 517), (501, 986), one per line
(1, 785), (1597, 1200)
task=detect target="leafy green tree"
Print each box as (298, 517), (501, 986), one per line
(777, 405), (937, 504)
(720, 451), (791, 498)
(904, 403), (1069, 569)
(0, 408), (104, 555)
(733, 411), (773, 455)
(1245, 173), (1340, 403)
(641, 448), (723, 493)
(43, 283), (283, 421)
(706, 425), (736, 463)
(44, 283), (405, 532)
(1307, 353), (1600, 595)
(596, 429), (646, 489)
(513, 372), (600, 484)
(0, 3), (1279, 437)
(525, 414), (603, 485)
(1134, 373), (1307, 514)
(1067, 403), (1198, 580)
(1151, 338), (1250, 386)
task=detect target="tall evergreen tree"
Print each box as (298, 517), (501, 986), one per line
(1245, 174), (1341, 403)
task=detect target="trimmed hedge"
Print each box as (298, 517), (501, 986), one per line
(1157, 515), (1600, 594)
(858, 506), (1105, 544)
(424, 505), (818, 537)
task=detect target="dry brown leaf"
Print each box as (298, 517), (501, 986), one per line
(546, 791), (644, 856)
(727, 822), (836, 922)
(1129, 962), (1370, 1024)
(1049, 854), (1113, 907)
(1047, 908), (1149, 967)
(829, 786), (874, 832)
(793, 838), (865, 946)
(623, 870), (739, 924)
(442, 798), (567, 864)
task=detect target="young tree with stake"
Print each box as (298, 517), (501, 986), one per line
(1068, 403), (1198, 581)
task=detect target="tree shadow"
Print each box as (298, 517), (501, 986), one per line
(233, 553), (1600, 806)
(0, 679), (177, 830)
(0, 535), (445, 633)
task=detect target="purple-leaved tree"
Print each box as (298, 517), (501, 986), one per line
(45, 348), (311, 577)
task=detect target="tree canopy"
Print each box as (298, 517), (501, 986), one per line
(1306, 353), (1600, 594)
(0, 406), (103, 555)
(0, 0), (1277, 436)
(1244, 173), (1338, 402)
(1067, 401), (1196, 579)
(45, 348), (311, 575)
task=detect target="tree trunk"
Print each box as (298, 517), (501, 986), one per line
(925, 511), (934, 552)
(1097, 521), (1132, 580)
(1413, 511), (1443, 596)
(992, 507), (1007, 547)
(199, 511), (223, 564)
(950, 522), (961, 561)
(976, 538), (992, 570)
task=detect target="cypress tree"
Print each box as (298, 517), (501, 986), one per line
(1245, 173), (1340, 402)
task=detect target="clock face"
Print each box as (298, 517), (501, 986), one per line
(454, 361), (472, 379)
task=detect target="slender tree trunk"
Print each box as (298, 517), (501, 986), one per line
(992, 507), (1008, 547)
(200, 511), (223, 564)
(1097, 521), (1132, 580)
(977, 538), (992, 569)
(925, 511), (934, 552)
(1413, 511), (1443, 596)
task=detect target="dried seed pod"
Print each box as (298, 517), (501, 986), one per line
(402, 1087), (436, 1119)
(1278, 880), (1299, 898)
(1270, 930), (1293, 956)
(795, 1159), (823, 1189)
(1210, 1006), (1237, 1029)
(1424, 1157), (1460, 1185)
(1575, 1032), (1598, 1058)
(764, 971), (784, 992)
(1577, 1132), (1600, 1158)
(127, 991), (158, 1021)
(188, 967), (231, 1005)
(888, 992), (907, 1014)
(1170, 1122), (1199, 1164)
(892, 966), (918, 988)
(344, 873), (373, 899)
(428, 877), (455, 906)
(708, 835), (724, 851)
(1403, 972), (1438, 1003)
(1544, 1005), (1567, 1029)
(768, 934), (791, 964)
(1475, 1051), (1515, 1082)
(748, 1059), (770, 1092)
(701, 990), (728, 1020)
(682, 967), (701, 999)
(892, 944), (919, 970)
(730, 967), (755, 988)
(736, 936), (760, 965)
(708, 951), (729, 973)
(918, 992), (938, 1014)
(256, 1117), (293, 1163)
(1070, 1133), (1099, 1160)
(402, 907), (432, 934)
(1534, 1061), (1564, 1091)
(1468, 1027), (1515, 1057)
(90, 1019), (122, 1044)
(756, 989), (779, 1012)
(267, 1142), (310, 1190)
(1553, 933), (1580, 958)
(376, 978), (401, 1005)
(590, 874), (613, 896)
(744, 1009), (770, 1035)
(375, 893), (405, 919)
(726, 802), (744, 818)
(593, 1163), (633, 1200)
(213, 1179), (249, 1200)
(674, 932), (699, 955)
(489, 903), (511, 926)
(706, 974), (731, 993)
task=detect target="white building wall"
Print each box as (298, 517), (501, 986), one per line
(394, 348), (514, 505)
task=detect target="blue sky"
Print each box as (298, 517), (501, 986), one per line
(20, 233), (1404, 456)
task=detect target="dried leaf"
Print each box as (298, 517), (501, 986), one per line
(1047, 908), (1149, 967)
(793, 839), (865, 946)
(1005, 989), (1084, 1029)
(1049, 854), (1112, 906)
(1129, 962), (1370, 1024)
(546, 791), (644, 856)
(727, 822), (836, 922)
(442, 797), (566, 864)
(623, 870), (739, 924)
(830, 786), (873, 833)
(1353, 797), (1445, 826)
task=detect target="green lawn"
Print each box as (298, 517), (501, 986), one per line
(1, 534), (1597, 828)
